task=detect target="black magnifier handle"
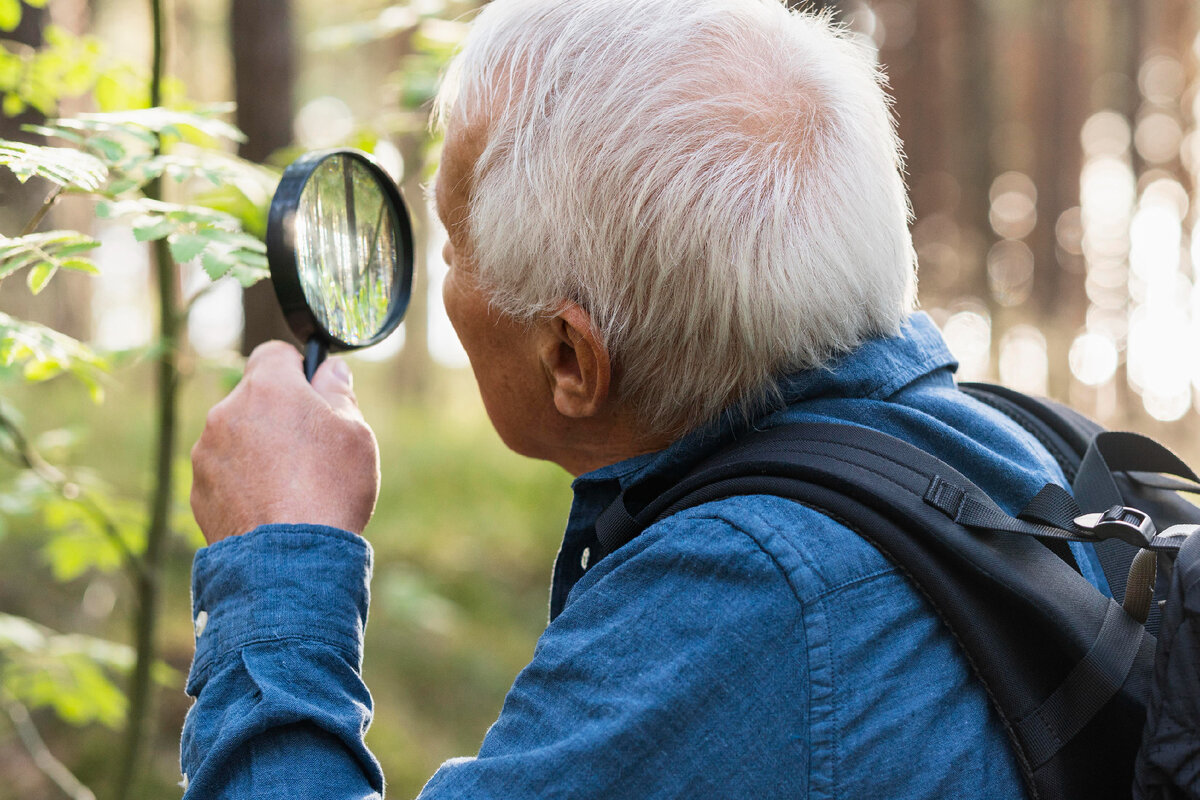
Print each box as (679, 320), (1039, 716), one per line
(304, 338), (327, 383)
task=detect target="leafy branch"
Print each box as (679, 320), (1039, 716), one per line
(0, 401), (140, 579)
(0, 311), (107, 394)
(0, 141), (107, 190)
(0, 230), (99, 293)
(96, 197), (267, 286)
(0, 611), (174, 728)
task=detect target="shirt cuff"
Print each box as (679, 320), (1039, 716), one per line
(186, 524), (373, 694)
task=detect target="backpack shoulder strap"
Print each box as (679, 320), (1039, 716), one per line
(960, 382), (1099, 483)
(595, 421), (1154, 800)
(960, 382), (1200, 636)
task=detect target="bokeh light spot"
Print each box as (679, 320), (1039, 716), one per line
(1069, 332), (1118, 387)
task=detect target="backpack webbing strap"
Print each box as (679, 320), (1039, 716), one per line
(924, 478), (1084, 544)
(1016, 601), (1147, 769)
(1075, 432), (1200, 511)
(595, 495), (641, 556)
(961, 384), (1200, 638)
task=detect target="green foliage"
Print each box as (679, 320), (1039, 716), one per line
(24, 107), (276, 287)
(0, 612), (132, 729)
(391, 20), (466, 112)
(97, 197), (267, 286)
(0, 0), (48, 32)
(0, 230), (99, 295)
(31, 106), (254, 194)
(0, 610), (175, 733)
(0, 3), (279, 794)
(0, 22), (113, 117)
(0, 311), (106, 397)
(39, 489), (144, 581)
(0, 140), (106, 189)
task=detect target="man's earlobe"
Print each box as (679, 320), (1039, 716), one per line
(542, 303), (611, 418)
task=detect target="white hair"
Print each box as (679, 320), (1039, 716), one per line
(435, 0), (917, 437)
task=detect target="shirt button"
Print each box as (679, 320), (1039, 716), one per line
(580, 547), (591, 570)
(194, 610), (208, 638)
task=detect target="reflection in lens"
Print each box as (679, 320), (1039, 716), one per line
(295, 155), (399, 345)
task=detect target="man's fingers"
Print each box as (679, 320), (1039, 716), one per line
(244, 340), (306, 383)
(311, 357), (362, 419)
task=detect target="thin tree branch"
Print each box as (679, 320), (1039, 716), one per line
(114, 1), (175, 794)
(20, 185), (65, 236)
(1, 694), (98, 800)
(183, 280), (220, 314)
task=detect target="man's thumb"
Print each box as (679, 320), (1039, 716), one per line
(311, 357), (361, 418)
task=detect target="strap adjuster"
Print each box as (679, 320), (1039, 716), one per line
(1074, 504), (1157, 548)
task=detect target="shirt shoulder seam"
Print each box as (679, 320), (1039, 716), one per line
(669, 497), (903, 607)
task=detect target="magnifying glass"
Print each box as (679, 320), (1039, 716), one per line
(266, 149), (415, 381)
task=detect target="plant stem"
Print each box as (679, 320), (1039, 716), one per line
(2, 694), (98, 800)
(113, 1), (174, 797)
(21, 185), (64, 236)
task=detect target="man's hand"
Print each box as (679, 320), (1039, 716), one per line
(190, 341), (380, 546)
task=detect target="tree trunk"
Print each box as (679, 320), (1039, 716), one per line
(232, 0), (297, 354)
(1025, 0), (1081, 397)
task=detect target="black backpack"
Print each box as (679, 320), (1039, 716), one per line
(592, 383), (1200, 800)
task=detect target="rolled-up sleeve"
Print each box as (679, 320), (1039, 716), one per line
(180, 524), (383, 800)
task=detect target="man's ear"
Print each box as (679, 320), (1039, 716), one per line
(540, 302), (611, 418)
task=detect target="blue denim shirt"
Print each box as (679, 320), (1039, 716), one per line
(181, 313), (1106, 798)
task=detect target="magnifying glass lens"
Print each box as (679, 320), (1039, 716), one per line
(295, 154), (400, 347)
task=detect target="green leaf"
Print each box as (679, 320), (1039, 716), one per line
(88, 135), (125, 163)
(0, 250), (41, 279)
(0, 51), (21, 88)
(0, 612), (139, 729)
(234, 250), (268, 269)
(229, 262), (270, 287)
(93, 69), (146, 113)
(168, 232), (208, 263)
(22, 124), (85, 145)
(105, 177), (139, 195)
(55, 240), (100, 257)
(59, 258), (98, 274)
(131, 215), (173, 242)
(0, 231), (99, 284)
(0, 140), (108, 190)
(0, 311), (107, 393)
(2, 92), (24, 117)
(42, 528), (117, 580)
(200, 249), (234, 280)
(0, 0), (21, 32)
(69, 106), (247, 144)
(22, 358), (61, 381)
(26, 262), (55, 294)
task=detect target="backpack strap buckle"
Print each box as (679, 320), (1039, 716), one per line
(1074, 504), (1157, 548)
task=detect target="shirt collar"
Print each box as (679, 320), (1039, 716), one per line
(574, 312), (956, 493)
(550, 312), (955, 619)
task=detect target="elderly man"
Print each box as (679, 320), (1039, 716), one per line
(183, 0), (1104, 797)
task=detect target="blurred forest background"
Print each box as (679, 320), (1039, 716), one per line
(0, 0), (1196, 797)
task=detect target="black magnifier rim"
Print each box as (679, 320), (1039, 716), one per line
(267, 147), (415, 353)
